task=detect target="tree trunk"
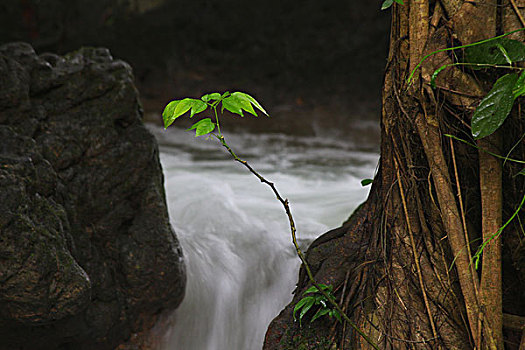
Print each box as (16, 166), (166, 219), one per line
(264, 1), (525, 349)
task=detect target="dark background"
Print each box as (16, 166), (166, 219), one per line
(0, 0), (390, 135)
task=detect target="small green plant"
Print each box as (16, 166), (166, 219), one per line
(380, 0), (403, 11)
(162, 91), (380, 350)
(293, 284), (342, 326)
(163, 91), (268, 136)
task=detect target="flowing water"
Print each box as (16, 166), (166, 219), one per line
(147, 123), (379, 350)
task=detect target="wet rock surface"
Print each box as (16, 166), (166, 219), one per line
(0, 42), (185, 349)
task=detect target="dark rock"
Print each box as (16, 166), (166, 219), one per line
(0, 42), (185, 349)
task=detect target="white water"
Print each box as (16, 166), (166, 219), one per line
(147, 124), (379, 350)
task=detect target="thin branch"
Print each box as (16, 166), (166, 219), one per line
(446, 134), (525, 164)
(213, 133), (380, 350)
(509, 0), (525, 28)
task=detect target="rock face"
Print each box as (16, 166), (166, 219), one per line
(0, 42), (185, 349)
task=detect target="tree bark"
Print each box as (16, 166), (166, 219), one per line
(264, 1), (525, 349)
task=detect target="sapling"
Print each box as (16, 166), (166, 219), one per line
(162, 91), (379, 349)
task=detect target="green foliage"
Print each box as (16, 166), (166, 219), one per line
(162, 90), (379, 350)
(162, 91), (267, 136)
(407, 28), (525, 86)
(293, 284), (342, 326)
(471, 73), (519, 139)
(381, 0), (403, 10)
(188, 118), (216, 136)
(415, 29), (525, 139)
(513, 71), (525, 99)
(445, 134), (525, 164)
(408, 29), (525, 283)
(430, 64), (450, 89)
(222, 91), (268, 117)
(464, 38), (525, 68)
(201, 93), (221, 102)
(163, 98), (208, 128)
(473, 193), (525, 270)
(361, 178), (373, 186)
(460, 37), (525, 139)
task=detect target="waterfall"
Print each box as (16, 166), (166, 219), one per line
(148, 126), (379, 350)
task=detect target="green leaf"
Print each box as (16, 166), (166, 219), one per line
(201, 93), (221, 103)
(303, 286), (319, 295)
(496, 43), (512, 65)
(222, 95), (245, 117)
(472, 73), (519, 139)
(231, 92), (258, 116)
(381, 0), (402, 9)
(517, 168), (525, 176)
(310, 307), (330, 323)
(162, 100), (180, 128)
(293, 299), (307, 321)
(381, 0), (393, 10)
(188, 118), (216, 137)
(332, 309), (342, 323)
(303, 284), (331, 295)
(293, 297), (313, 321)
(513, 71), (525, 99)
(172, 98), (208, 120)
(233, 92), (269, 116)
(173, 98), (193, 119)
(361, 179), (373, 186)
(190, 99), (208, 118)
(464, 38), (525, 67)
(299, 297), (316, 323)
(222, 92), (267, 118)
(232, 93), (258, 116)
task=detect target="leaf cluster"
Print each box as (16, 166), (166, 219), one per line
(424, 34), (525, 139)
(293, 284), (342, 326)
(464, 39), (525, 139)
(162, 91), (268, 136)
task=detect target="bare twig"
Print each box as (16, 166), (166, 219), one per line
(213, 133), (380, 350)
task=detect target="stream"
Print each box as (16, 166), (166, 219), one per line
(147, 123), (379, 350)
